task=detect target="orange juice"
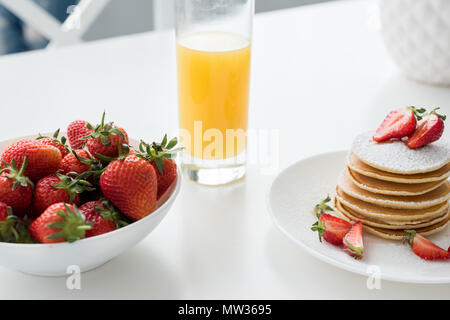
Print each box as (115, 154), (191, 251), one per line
(177, 32), (251, 160)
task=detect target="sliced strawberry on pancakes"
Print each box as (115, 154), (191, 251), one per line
(407, 108), (446, 149)
(373, 107), (425, 142)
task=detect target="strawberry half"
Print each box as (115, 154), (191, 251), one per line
(343, 221), (364, 259)
(373, 107), (425, 142)
(407, 108), (446, 149)
(311, 213), (353, 246)
(404, 230), (449, 261)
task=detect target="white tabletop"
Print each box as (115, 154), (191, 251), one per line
(0, 0), (449, 299)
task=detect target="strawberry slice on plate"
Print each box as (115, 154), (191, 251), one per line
(404, 230), (449, 261)
(311, 213), (352, 246)
(407, 108), (446, 149)
(343, 221), (364, 259)
(373, 107), (425, 142)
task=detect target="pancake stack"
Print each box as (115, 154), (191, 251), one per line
(334, 132), (450, 240)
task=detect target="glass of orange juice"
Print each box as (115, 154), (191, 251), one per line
(175, 0), (253, 186)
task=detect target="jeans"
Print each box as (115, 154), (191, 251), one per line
(0, 0), (79, 55)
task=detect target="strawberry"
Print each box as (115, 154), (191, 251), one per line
(84, 112), (129, 160)
(67, 120), (93, 150)
(80, 200), (115, 237)
(61, 149), (103, 180)
(1, 140), (62, 182)
(404, 230), (448, 261)
(61, 150), (90, 175)
(29, 203), (92, 243)
(0, 158), (33, 216)
(100, 147), (157, 221)
(373, 107), (425, 142)
(0, 202), (19, 242)
(80, 200), (127, 226)
(311, 213), (353, 246)
(32, 172), (94, 217)
(0, 203), (33, 243)
(36, 129), (69, 158)
(152, 158), (177, 198)
(343, 221), (364, 259)
(80, 189), (104, 203)
(85, 213), (115, 238)
(0, 202), (9, 221)
(407, 108), (446, 149)
(15, 216), (34, 243)
(80, 200), (127, 237)
(137, 135), (180, 199)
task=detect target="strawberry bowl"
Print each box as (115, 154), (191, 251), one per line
(0, 135), (181, 276)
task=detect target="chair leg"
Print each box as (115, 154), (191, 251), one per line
(0, 0), (63, 41)
(49, 0), (110, 48)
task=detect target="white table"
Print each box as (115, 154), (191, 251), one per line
(0, 0), (449, 299)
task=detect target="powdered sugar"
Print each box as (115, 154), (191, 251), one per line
(351, 131), (450, 174)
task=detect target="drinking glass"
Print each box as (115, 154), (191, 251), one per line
(175, 0), (253, 185)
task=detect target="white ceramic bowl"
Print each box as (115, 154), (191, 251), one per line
(0, 135), (181, 276)
(379, 0), (450, 86)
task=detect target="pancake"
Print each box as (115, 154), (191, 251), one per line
(335, 186), (449, 222)
(335, 204), (450, 241)
(362, 218), (449, 241)
(347, 153), (450, 184)
(347, 166), (446, 196)
(334, 197), (450, 229)
(351, 131), (450, 174)
(338, 168), (450, 209)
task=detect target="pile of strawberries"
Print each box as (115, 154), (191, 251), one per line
(0, 113), (179, 244)
(312, 197), (449, 261)
(373, 106), (446, 148)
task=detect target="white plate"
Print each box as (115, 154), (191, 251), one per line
(267, 151), (450, 284)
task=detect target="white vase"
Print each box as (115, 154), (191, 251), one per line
(379, 0), (450, 86)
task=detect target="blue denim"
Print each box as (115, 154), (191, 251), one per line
(0, 0), (79, 55)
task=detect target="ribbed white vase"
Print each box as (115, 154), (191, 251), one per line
(379, 0), (450, 86)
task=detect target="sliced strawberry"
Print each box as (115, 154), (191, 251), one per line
(311, 213), (352, 246)
(373, 107), (425, 142)
(407, 108), (446, 149)
(404, 230), (448, 261)
(343, 221), (364, 259)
